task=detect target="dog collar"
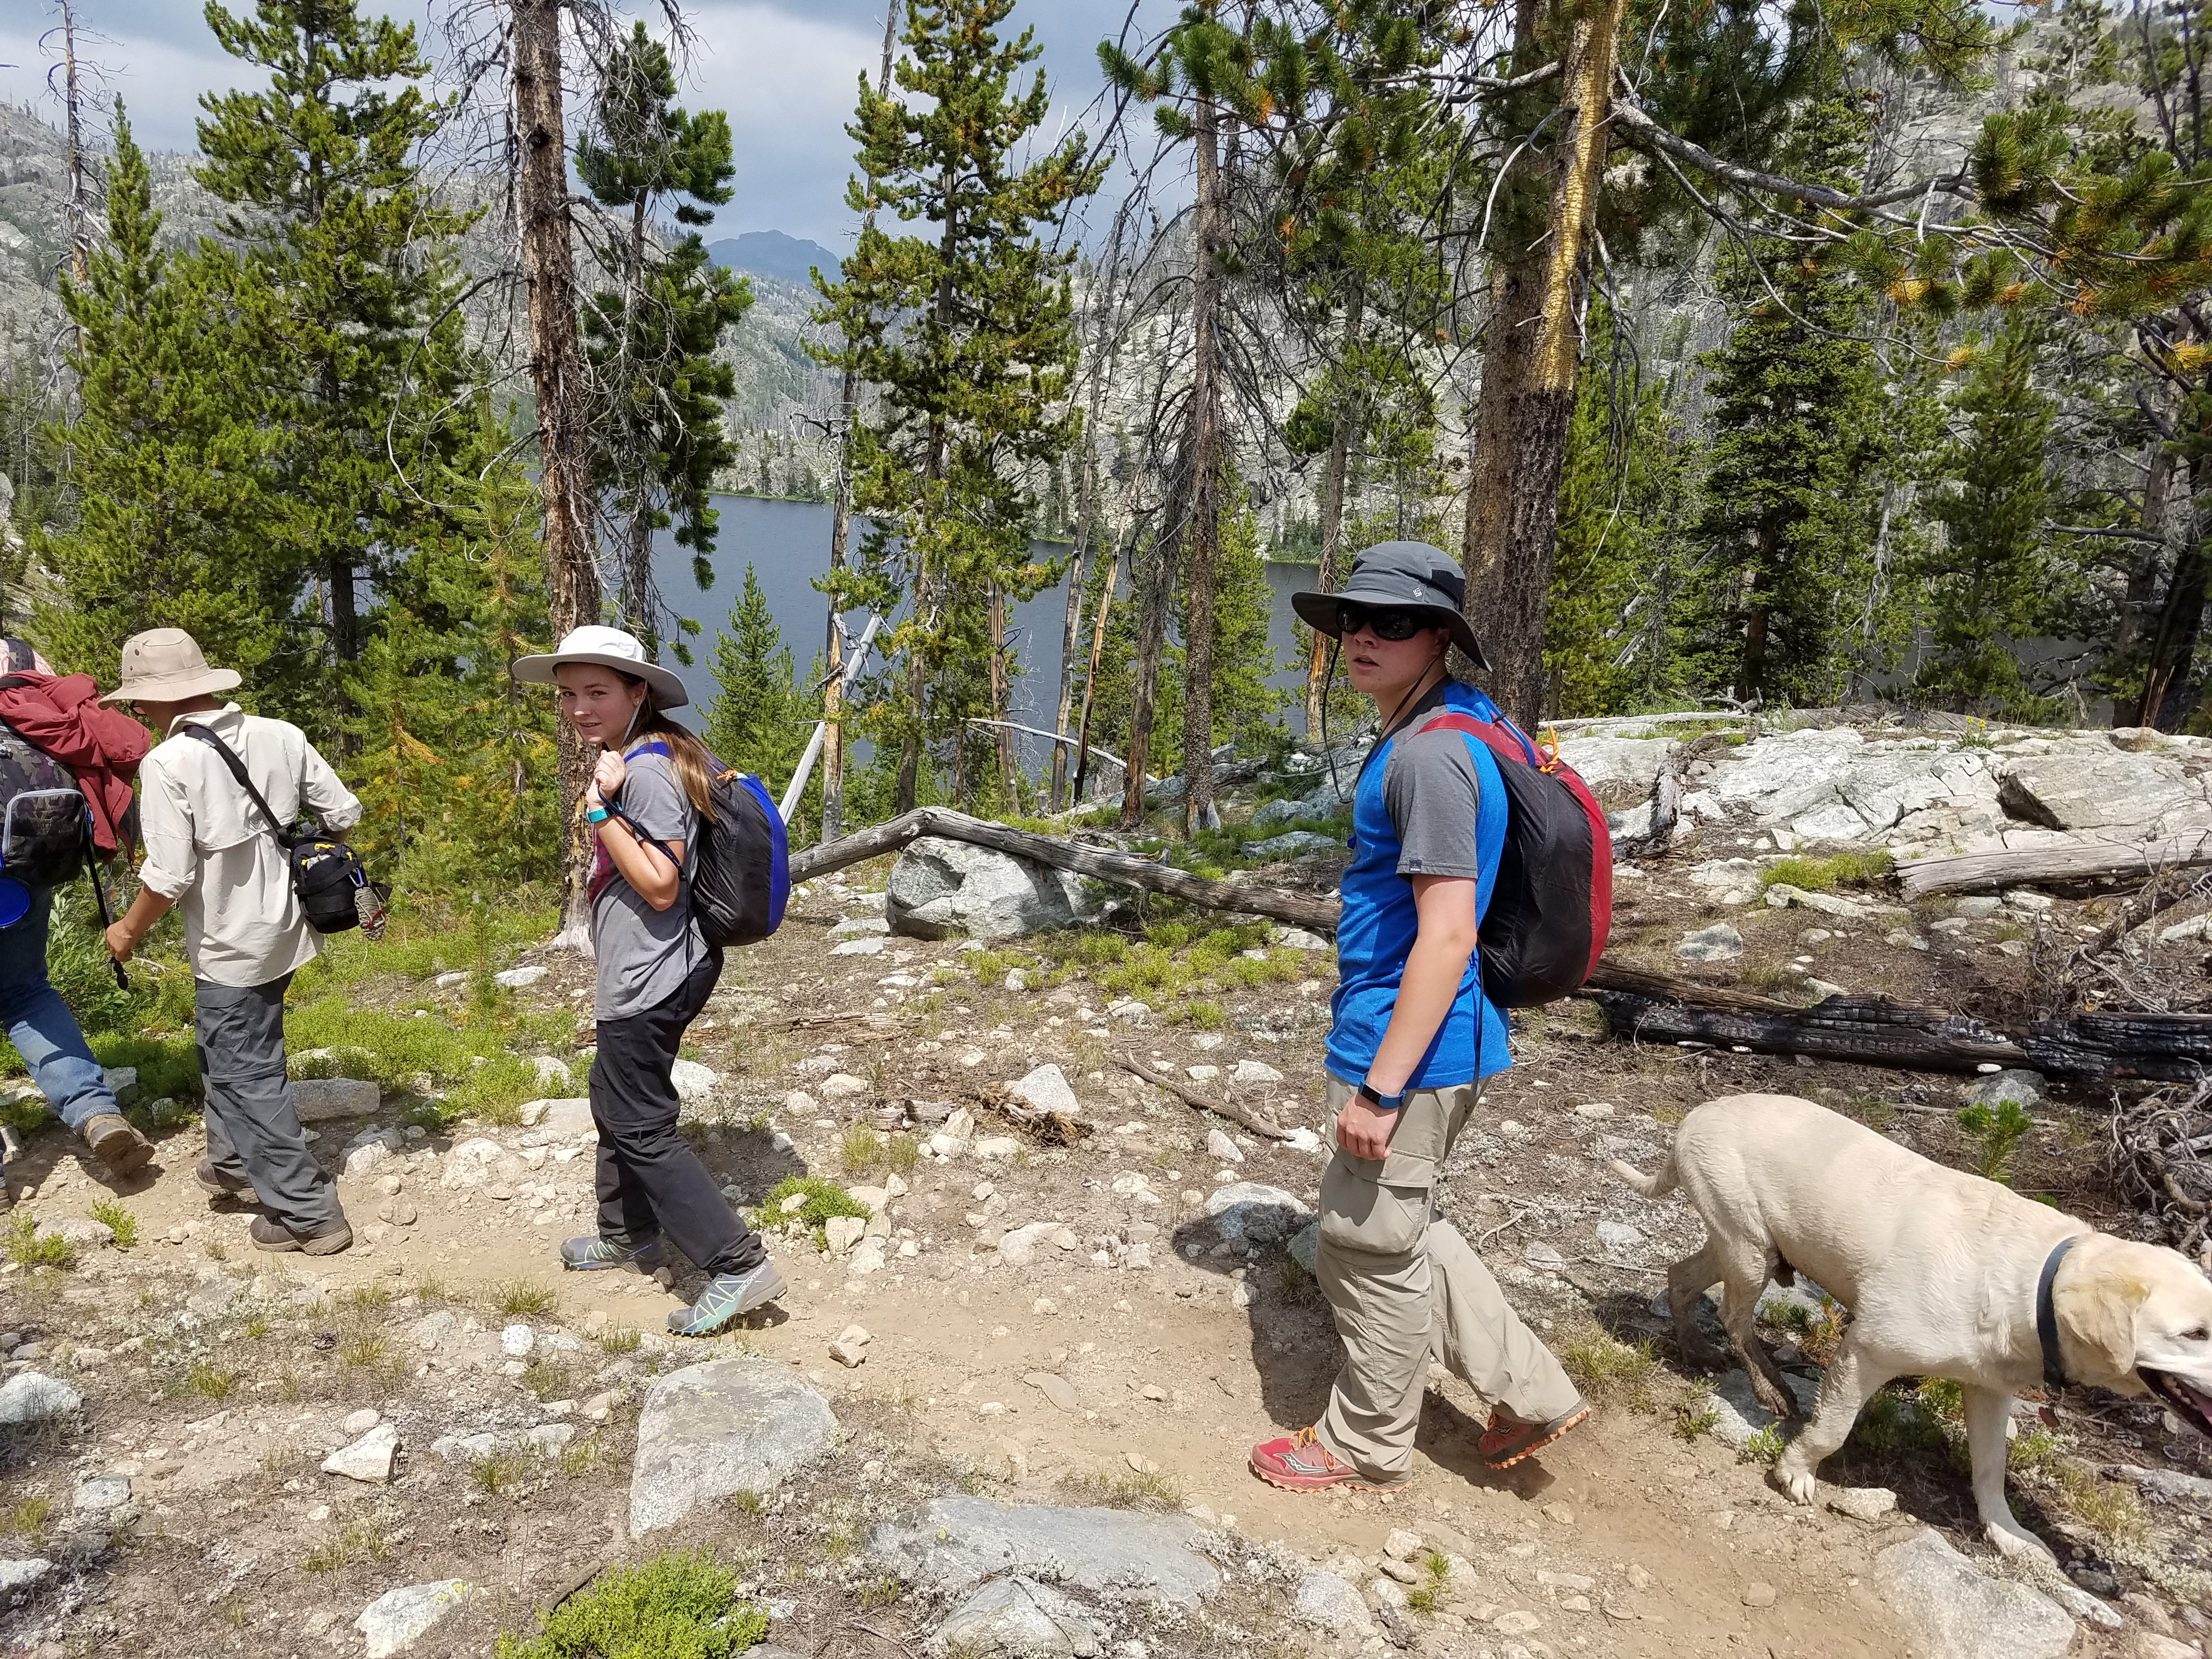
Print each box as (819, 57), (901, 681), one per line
(2036, 1236), (2081, 1396)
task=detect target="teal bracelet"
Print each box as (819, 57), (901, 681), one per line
(585, 805), (610, 824)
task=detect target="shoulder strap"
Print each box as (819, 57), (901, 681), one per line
(1420, 708), (1542, 769)
(180, 723), (292, 847)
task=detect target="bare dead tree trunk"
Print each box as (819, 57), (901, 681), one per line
(1071, 522), (1125, 805)
(1303, 273), (1365, 738)
(988, 580), (1016, 804)
(1177, 88), (1226, 837)
(1461, 0), (1623, 726)
(59, 1), (90, 327)
(821, 2), (899, 842)
(512, 0), (598, 947)
(619, 191), (654, 642)
(1050, 452), (1097, 809)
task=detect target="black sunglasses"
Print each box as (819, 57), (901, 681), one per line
(1336, 601), (1431, 642)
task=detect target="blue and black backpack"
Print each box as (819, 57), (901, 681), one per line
(616, 744), (789, 947)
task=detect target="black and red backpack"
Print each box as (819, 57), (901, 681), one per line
(1416, 706), (1612, 1007)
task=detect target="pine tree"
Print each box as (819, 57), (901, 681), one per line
(815, 0), (1104, 814)
(32, 106), (295, 684)
(705, 566), (805, 787)
(1545, 307), (1699, 715)
(1914, 317), (2062, 716)
(194, 0), (479, 732)
(577, 22), (754, 653)
(343, 406), (558, 888)
(1684, 86), (1900, 708)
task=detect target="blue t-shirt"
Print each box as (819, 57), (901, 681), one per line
(1325, 679), (1512, 1090)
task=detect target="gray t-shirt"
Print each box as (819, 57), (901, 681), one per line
(591, 749), (710, 1020)
(1381, 727), (1487, 878)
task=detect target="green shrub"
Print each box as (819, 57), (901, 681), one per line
(3, 1216), (71, 1268)
(1956, 1099), (2035, 1184)
(87, 1198), (137, 1249)
(1757, 851), (1894, 894)
(751, 1175), (870, 1248)
(87, 1032), (201, 1104)
(494, 1551), (767, 1659)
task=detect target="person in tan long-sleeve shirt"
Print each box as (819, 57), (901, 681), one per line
(102, 630), (360, 1255)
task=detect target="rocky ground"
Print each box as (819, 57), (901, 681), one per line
(2, 709), (2211, 1659)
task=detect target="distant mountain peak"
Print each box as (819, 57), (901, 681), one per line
(707, 230), (840, 288)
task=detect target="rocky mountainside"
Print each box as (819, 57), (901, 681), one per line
(0, 103), (835, 431)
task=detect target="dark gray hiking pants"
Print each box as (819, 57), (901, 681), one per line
(196, 973), (345, 1234)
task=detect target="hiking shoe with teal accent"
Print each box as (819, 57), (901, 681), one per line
(666, 1261), (787, 1337)
(560, 1234), (667, 1273)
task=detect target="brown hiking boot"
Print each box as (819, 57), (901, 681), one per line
(196, 1159), (256, 1201)
(250, 1215), (353, 1256)
(82, 1114), (153, 1177)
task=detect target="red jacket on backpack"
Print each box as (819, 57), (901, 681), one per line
(0, 673), (150, 857)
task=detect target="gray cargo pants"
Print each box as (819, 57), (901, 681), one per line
(195, 973), (345, 1234)
(1313, 1074), (1582, 1482)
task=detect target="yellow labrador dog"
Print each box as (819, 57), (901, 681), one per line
(1611, 1092), (2212, 1560)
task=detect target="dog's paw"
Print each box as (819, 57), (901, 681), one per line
(1775, 1463), (1817, 1505)
(1984, 1521), (2056, 1564)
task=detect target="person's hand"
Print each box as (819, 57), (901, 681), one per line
(104, 921), (137, 964)
(592, 748), (627, 804)
(1334, 1093), (1400, 1161)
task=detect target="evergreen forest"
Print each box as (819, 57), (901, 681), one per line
(8, 0), (2212, 915)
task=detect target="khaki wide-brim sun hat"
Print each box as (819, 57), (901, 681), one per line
(1291, 540), (1492, 672)
(512, 624), (689, 710)
(100, 628), (244, 704)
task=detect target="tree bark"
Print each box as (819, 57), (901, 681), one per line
(2138, 451), (2210, 729)
(821, 3), (900, 843)
(1461, 0), (1623, 726)
(511, 0), (597, 948)
(1304, 273), (1365, 738)
(1120, 526), (1175, 828)
(1178, 88), (1226, 837)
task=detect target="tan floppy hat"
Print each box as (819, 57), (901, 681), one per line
(100, 628), (243, 704)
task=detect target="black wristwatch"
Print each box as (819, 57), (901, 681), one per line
(1357, 1081), (1405, 1113)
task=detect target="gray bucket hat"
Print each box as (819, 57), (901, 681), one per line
(1291, 541), (1490, 671)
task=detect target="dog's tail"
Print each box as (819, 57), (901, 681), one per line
(1607, 1150), (1676, 1198)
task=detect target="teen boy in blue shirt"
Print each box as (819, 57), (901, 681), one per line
(1250, 543), (1587, 1493)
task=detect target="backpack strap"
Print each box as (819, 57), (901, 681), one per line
(1418, 709), (1542, 769)
(180, 723), (294, 847)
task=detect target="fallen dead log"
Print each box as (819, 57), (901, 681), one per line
(2019, 1013), (2212, 1082)
(1894, 831), (2212, 897)
(787, 806), (1341, 934)
(1583, 970), (2034, 1074)
(1584, 963), (2212, 1081)
(1113, 1052), (1294, 1141)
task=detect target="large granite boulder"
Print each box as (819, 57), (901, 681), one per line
(887, 838), (1103, 940)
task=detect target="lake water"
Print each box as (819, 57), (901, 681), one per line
(651, 494), (1322, 764)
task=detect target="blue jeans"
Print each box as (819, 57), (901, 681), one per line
(0, 887), (119, 1135)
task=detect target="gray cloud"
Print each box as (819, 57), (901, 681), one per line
(0, 1), (1171, 247)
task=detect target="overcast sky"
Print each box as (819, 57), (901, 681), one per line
(0, 1), (1173, 249)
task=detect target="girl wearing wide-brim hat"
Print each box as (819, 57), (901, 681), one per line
(511, 625), (784, 1335)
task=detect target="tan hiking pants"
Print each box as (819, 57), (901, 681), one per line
(1313, 1074), (1582, 1482)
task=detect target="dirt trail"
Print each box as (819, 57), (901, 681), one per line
(1, 848), (2203, 1657)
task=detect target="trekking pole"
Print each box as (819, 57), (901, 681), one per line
(83, 826), (127, 992)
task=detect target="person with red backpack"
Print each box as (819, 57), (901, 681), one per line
(512, 627), (785, 1337)
(1249, 543), (1589, 1494)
